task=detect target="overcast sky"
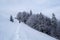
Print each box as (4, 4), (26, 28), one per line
(0, 0), (60, 20)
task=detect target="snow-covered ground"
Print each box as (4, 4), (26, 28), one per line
(0, 15), (19, 40)
(0, 15), (58, 40)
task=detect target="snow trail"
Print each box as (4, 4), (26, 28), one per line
(12, 23), (28, 40)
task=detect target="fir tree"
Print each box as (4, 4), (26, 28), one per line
(10, 15), (14, 22)
(51, 13), (57, 37)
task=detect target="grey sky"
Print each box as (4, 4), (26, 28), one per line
(0, 0), (60, 20)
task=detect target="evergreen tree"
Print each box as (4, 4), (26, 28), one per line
(22, 11), (30, 23)
(51, 13), (57, 37)
(10, 15), (14, 22)
(30, 10), (32, 16)
(16, 12), (22, 23)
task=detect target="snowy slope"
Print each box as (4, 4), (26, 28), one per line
(12, 22), (58, 40)
(0, 15), (58, 40)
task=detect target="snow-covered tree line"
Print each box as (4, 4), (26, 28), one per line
(10, 10), (60, 39)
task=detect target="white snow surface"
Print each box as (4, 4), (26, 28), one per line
(0, 15), (58, 40)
